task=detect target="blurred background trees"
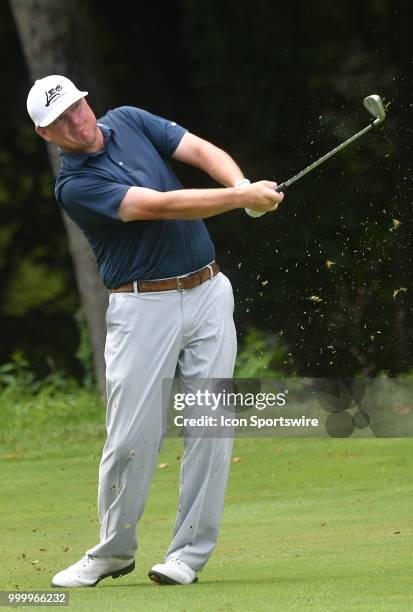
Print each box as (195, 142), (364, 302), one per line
(1, 0), (411, 387)
(10, 0), (112, 394)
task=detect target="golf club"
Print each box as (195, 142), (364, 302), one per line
(245, 94), (386, 218)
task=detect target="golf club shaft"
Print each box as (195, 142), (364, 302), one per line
(275, 121), (374, 192)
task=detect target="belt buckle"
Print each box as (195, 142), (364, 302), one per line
(176, 276), (183, 291)
(207, 264), (214, 280)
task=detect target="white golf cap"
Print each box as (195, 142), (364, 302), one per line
(27, 75), (88, 127)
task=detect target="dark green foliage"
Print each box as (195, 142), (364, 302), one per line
(234, 328), (290, 378)
(0, 2), (81, 378)
(181, 0), (412, 376)
(1, 0), (411, 381)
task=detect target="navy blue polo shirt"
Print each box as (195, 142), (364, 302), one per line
(55, 106), (215, 288)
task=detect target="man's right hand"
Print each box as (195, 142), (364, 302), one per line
(237, 180), (284, 215)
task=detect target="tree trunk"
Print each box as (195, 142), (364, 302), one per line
(10, 0), (108, 396)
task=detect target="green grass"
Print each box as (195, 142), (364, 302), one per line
(1, 398), (412, 612)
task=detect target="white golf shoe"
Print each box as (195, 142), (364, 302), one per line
(51, 554), (135, 587)
(148, 558), (198, 585)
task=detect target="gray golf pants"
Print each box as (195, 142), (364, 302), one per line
(86, 272), (237, 571)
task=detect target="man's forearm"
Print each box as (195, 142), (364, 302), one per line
(194, 142), (245, 187)
(118, 181), (283, 222)
(172, 133), (245, 187)
(119, 186), (244, 221)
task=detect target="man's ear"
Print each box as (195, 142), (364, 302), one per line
(35, 126), (51, 142)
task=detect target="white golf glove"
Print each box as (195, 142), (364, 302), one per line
(236, 178), (266, 218)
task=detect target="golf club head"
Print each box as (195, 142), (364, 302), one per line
(363, 94), (386, 125)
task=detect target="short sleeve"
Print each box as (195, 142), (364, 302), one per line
(120, 106), (187, 156)
(56, 175), (130, 225)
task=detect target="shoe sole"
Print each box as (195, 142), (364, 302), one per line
(51, 560), (135, 588)
(148, 570), (198, 586)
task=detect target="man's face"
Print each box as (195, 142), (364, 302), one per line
(36, 98), (100, 153)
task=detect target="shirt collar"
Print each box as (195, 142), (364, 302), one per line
(59, 122), (114, 169)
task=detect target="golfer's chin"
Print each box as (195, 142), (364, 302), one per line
(70, 130), (100, 153)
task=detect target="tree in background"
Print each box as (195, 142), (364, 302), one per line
(10, 0), (109, 394)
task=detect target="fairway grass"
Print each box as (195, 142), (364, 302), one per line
(1, 436), (412, 611)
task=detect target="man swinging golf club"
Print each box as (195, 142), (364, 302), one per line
(27, 75), (284, 588)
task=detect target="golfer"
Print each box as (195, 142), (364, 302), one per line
(27, 75), (284, 588)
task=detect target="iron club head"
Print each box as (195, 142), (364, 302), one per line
(363, 94), (386, 125)
(247, 93), (387, 214)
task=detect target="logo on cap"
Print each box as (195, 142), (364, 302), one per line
(45, 84), (64, 107)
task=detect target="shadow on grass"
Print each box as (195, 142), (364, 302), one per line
(98, 576), (305, 589)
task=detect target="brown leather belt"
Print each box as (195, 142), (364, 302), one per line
(111, 262), (220, 293)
